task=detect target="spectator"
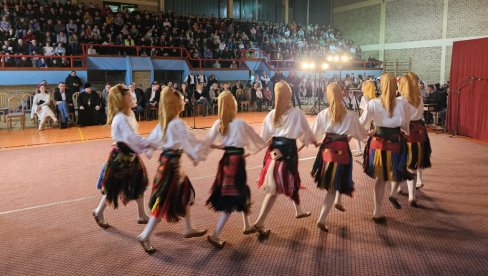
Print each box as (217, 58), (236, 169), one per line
(77, 83), (101, 126)
(184, 71), (197, 92)
(128, 82), (145, 119)
(101, 82), (111, 116)
(36, 57), (48, 68)
(54, 81), (73, 128)
(28, 39), (41, 55)
(31, 84), (58, 131)
(193, 82), (210, 116)
(65, 70), (83, 92)
(54, 42), (66, 56)
(145, 81), (161, 112)
(213, 60), (221, 68)
(42, 42), (55, 56)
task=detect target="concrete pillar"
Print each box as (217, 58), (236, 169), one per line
(227, 0), (234, 19)
(283, 0), (289, 24)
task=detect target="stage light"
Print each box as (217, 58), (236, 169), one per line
(309, 63), (316, 69)
(334, 55), (340, 62)
(301, 62), (309, 70)
(321, 63), (329, 70)
(327, 55), (333, 62)
(341, 55), (350, 62)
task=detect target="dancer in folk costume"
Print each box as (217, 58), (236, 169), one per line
(137, 87), (207, 254)
(253, 81), (317, 237)
(360, 73), (415, 223)
(202, 91), (266, 249)
(354, 80), (377, 155)
(396, 73), (432, 206)
(93, 84), (155, 229)
(311, 83), (367, 232)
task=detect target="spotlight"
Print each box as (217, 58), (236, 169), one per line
(341, 55), (350, 62)
(334, 55), (340, 62)
(321, 63), (329, 70)
(327, 55), (333, 62)
(301, 62), (308, 70)
(309, 63), (316, 69)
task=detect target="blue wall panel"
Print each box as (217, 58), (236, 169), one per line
(87, 57), (126, 70)
(0, 70), (87, 85)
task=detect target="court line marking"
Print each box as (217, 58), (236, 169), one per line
(0, 156), (316, 216)
(78, 127), (85, 141)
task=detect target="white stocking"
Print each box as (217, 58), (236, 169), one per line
(212, 212), (231, 239)
(138, 216), (161, 241)
(317, 191), (335, 224)
(416, 169), (424, 187)
(334, 191), (342, 205)
(242, 212), (252, 230)
(373, 177), (386, 218)
(390, 181), (399, 198)
(95, 195), (107, 220)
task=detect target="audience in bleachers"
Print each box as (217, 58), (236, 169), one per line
(0, 0), (363, 68)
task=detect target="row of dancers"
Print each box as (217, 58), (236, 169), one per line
(91, 71), (431, 253)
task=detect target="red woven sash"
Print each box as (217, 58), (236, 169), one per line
(323, 141), (350, 165)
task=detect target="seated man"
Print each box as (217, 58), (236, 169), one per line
(129, 82), (145, 119)
(193, 82), (210, 116)
(77, 83), (101, 126)
(54, 81), (73, 128)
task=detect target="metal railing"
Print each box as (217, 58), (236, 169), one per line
(0, 54), (86, 69)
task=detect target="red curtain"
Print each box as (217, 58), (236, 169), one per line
(447, 38), (488, 142)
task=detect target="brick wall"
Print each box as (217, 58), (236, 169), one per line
(385, 0), (444, 43)
(0, 85), (44, 97)
(362, 50), (380, 60)
(333, 5), (381, 45)
(132, 71), (151, 90)
(445, 46), (452, 82)
(332, 0), (488, 83)
(385, 47), (442, 84)
(447, 0), (488, 38)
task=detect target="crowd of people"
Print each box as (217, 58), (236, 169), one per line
(90, 70), (433, 253)
(0, 0), (362, 68)
(26, 67), (448, 131)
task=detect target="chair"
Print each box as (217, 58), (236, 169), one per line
(0, 93), (8, 122)
(194, 101), (207, 116)
(236, 88), (251, 112)
(6, 95), (25, 130)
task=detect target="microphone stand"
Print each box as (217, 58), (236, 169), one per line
(449, 77), (476, 137)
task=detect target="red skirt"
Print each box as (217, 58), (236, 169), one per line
(406, 120), (432, 170)
(149, 149), (195, 223)
(257, 137), (301, 204)
(206, 147), (251, 214)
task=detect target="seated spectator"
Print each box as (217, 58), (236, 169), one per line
(87, 45), (97, 55)
(145, 81), (161, 112)
(180, 83), (193, 117)
(193, 83), (210, 116)
(36, 57), (48, 68)
(128, 82), (145, 119)
(101, 82), (111, 116)
(77, 83), (101, 126)
(54, 82), (74, 128)
(28, 40), (41, 55)
(42, 42), (55, 56)
(54, 43), (66, 56)
(213, 60), (221, 68)
(31, 84), (58, 131)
